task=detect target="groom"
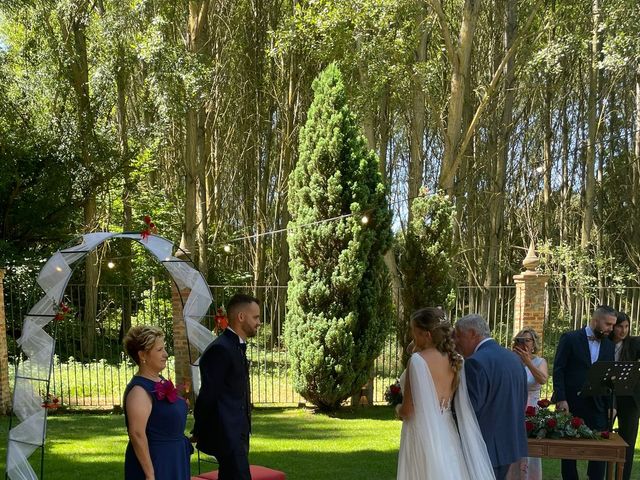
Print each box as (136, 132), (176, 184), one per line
(192, 293), (261, 480)
(454, 314), (528, 480)
(552, 305), (616, 480)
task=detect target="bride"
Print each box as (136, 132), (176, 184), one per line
(396, 308), (495, 480)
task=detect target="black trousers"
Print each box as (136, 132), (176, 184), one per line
(616, 396), (640, 480)
(217, 433), (250, 480)
(561, 409), (608, 480)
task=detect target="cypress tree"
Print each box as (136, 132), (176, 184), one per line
(397, 190), (456, 364)
(285, 63), (392, 411)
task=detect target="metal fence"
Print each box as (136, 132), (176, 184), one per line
(4, 275), (639, 408)
(5, 281), (179, 408)
(3, 277), (518, 407)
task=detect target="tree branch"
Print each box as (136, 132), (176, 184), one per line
(428, 0), (455, 66)
(450, 0), (543, 180)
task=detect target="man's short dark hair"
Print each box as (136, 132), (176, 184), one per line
(226, 293), (260, 318)
(594, 305), (617, 318)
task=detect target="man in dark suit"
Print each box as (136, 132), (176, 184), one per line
(552, 305), (617, 480)
(454, 314), (528, 480)
(193, 294), (261, 480)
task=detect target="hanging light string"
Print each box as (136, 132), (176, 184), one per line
(218, 212), (360, 248)
(214, 191), (447, 250)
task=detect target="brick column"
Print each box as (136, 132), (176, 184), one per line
(170, 251), (194, 403)
(0, 268), (12, 414)
(513, 241), (549, 350)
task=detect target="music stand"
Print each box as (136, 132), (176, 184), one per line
(580, 361), (640, 431)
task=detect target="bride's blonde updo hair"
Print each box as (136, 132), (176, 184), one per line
(411, 307), (463, 387)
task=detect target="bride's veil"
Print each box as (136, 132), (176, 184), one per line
(399, 354), (495, 480)
(455, 361), (496, 479)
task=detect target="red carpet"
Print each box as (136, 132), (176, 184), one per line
(192, 465), (286, 479)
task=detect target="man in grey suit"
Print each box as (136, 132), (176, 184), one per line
(455, 314), (528, 480)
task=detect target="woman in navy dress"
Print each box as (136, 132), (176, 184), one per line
(123, 325), (192, 480)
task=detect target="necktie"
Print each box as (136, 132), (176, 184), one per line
(587, 335), (600, 342)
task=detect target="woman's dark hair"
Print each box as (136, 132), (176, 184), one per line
(616, 311), (631, 325)
(608, 311), (631, 342)
(410, 307), (463, 387)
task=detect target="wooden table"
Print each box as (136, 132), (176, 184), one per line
(527, 433), (628, 480)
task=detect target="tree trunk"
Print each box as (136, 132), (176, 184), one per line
(560, 94), (570, 244)
(484, 0), (516, 289)
(632, 72), (640, 268)
(581, 0), (600, 248)
(197, 107), (209, 278)
(183, 1), (211, 270)
(378, 83), (391, 184)
(408, 2), (428, 220)
(183, 109), (199, 257)
(542, 79), (553, 240)
(58, 5), (98, 360)
(436, 0), (480, 194)
(633, 72), (640, 210)
(249, 0), (270, 308)
(116, 42), (132, 338)
(275, 33), (298, 338)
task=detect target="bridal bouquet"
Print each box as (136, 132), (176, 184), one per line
(384, 380), (403, 406)
(525, 399), (607, 440)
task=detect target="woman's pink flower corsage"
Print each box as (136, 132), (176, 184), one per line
(154, 379), (178, 403)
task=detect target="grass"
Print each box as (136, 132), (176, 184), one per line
(1, 408), (639, 480)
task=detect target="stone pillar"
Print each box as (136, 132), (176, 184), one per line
(170, 251), (194, 403)
(513, 241), (549, 350)
(0, 268), (12, 414)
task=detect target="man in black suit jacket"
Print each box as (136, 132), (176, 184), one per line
(552, 305), (617, 480)
(193, 294), (261, 480)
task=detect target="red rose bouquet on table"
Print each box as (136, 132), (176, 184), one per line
(384, 380), (403, 406)
(525, 399), (601, 439)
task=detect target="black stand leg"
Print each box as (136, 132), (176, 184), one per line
(609, 388), (615, 432)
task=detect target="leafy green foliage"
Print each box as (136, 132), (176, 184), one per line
(396, 191), (456, 360)
(0, 48), (83, 264)
(285, 63), (392, 411)
(538, 241), (633, 293)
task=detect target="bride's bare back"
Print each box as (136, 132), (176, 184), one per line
(418, 349), (456, 406)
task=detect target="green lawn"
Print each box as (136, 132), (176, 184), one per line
(1, 408), (638, 479)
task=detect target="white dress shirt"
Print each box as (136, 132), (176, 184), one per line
(227, 326), (246, 344)
(474, 337), (493, 354)
(584, 325), (600, 364)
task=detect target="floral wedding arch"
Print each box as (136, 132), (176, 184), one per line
(5, 232), (215, 480)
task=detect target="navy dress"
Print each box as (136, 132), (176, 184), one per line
(124, 376), (192, 479)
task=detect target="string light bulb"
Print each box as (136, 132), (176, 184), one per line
(535, 166), (544, 174)
(107, 261), (115, 269)
(223, 244), (232, 253)
(361, 215), (369, 225)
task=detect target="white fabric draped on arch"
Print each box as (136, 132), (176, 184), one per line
(6, 232), (215, 480)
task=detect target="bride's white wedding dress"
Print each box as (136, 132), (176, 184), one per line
(397, 353), (495, 480)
